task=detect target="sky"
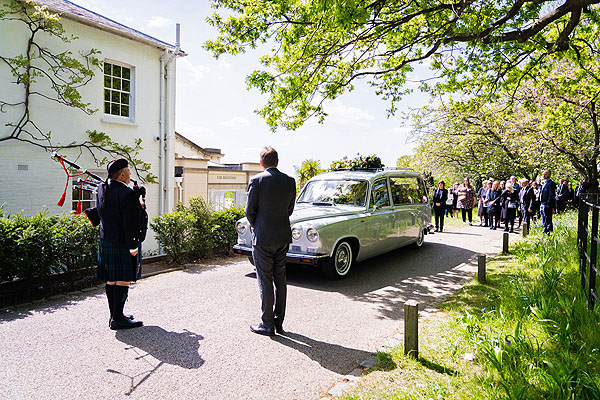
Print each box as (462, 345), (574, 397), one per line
(69, 0), (431, 176)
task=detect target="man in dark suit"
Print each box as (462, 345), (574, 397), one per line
(245, 147), (296, 336)
(539, 170), (557, 235)
(555, 178), (568, 213)
(97, 159), (146, 330)
(519, 179), (535, 227)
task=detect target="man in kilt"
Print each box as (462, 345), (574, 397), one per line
(97, 159), (146, 330)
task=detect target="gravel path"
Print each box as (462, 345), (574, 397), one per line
(0, 224), (508, 399)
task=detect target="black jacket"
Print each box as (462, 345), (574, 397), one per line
(97, 180), (145, 249)
(245, 167), (296, 247)
(487, 189), (501, 213)
(432, 188), (448, 208)
(519, 186), (535, 214)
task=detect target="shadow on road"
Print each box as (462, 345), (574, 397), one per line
(271, 331), (372, 374)
(282, 241), (478, 321)
(115, 325), (205, 368)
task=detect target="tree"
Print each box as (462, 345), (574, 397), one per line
(0, 0), (156, 182)
(205, 0), (599, 131)
(294, 158), (324, 188)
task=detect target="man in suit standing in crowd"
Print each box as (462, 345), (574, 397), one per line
(540, 170), (557, 235)
(519, 179), (535, 228)
(245, 147), (296, 336)
(555, 178), (568, 213)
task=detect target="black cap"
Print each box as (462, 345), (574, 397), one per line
(107, 158), (128, 177)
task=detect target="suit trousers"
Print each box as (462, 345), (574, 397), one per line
(434, 206), (445, 230)
(252, 243), (288, 328)
(540, 204), (553, 234)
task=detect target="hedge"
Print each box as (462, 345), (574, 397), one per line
(0, 211), (98, 283)
(151, 198), (245, 264)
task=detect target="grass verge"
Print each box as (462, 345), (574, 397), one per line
(343, 211), (600, 400)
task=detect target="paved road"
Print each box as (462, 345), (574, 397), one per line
(0, 225), (507, 399)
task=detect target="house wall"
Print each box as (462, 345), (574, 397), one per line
(0, 2), (171, 251)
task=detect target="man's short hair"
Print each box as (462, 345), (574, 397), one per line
(260, 146), (278, 168)
(110, 167), (127, 180)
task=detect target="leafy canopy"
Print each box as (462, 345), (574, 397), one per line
(205, 0), (599, 130)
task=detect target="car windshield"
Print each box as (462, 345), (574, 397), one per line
(297, 180), (368, 207)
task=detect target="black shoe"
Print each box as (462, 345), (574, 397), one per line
(509, 229), (514, 233)
(434, 228), (439, 232)
(110, 317), (143, 330)
(250, 323), (274, 336)
(109, 314), (134, 327)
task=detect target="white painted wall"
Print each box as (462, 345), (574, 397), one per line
(0, 2), (176, 251)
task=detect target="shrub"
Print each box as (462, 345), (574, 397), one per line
(52, 214), (98, 273)
(185, 197), (215, 258)
(150, 211), (192, 264)
(211, 205), (245, 255)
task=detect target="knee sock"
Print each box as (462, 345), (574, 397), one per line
(105, 284), (115, 318)
(113, 285), (129, 321)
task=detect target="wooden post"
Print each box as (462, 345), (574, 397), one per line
(404, 300), (418, 359)
(503, 232), (509, 254)
(522, 222), (529, 237)
(478, 254), (486, 283)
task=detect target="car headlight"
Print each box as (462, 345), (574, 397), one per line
(306, 228), (319, 242)
(236, 221), (247, 235)
(291, 225), (302, 240)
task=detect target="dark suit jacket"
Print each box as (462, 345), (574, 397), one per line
(519, 186), (535, 214)
(97, 180), (144, 249)
(432, 188), (448, 208)
(556, 183), (568, 206)
(540, 179), (557, 208)
(245, 167), (296, 247)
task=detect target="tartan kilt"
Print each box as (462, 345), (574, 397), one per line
(96, 239), (141, 282)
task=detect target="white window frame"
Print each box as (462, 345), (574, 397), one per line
(102, 60), (135, 123)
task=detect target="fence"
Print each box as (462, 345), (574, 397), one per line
(577, 193), (600, 310)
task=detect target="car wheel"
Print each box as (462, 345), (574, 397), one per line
(322, 241), (353, 280)
(412, 227), (425, 248)
(248, 256), (255, 266)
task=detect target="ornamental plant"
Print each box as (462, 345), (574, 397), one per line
(329, 155), (384, 171)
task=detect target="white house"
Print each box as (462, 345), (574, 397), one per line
(0, 0), (186, 251)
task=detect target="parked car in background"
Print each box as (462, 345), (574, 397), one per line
(233, 169), (434, 279)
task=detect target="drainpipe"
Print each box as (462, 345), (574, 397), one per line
(163, 23), (181, 214)
(158, 50), (167, 216)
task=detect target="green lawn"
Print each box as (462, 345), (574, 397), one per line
(344, 212), (600, 400)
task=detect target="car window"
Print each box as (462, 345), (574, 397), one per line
(297, 180), (368, 206)
(390, 177), (426, 204)
(371, 178), (390, 208)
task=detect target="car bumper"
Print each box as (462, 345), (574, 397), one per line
(232, 244), (329, 265)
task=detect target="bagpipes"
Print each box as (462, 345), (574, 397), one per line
(51, 152), (147, 231)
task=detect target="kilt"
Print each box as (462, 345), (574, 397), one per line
(96, 239), (141, 282)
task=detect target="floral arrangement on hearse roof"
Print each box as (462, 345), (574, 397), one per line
(329, 155), (384, 171)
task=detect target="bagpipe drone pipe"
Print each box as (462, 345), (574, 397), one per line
(51, 152), (147, 234)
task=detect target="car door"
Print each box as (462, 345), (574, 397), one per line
(366, 177), (397, 257)
(389, 176), (422, 243)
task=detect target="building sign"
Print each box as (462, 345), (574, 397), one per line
(208, 173), (246, 184)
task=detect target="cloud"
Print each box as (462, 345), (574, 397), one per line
(145, 16), (174, 30)
(219, 116), (250, 129)
(177, 58), (210, 84)
(325, 100), (375, 127)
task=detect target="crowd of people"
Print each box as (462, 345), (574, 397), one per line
(432, 171), (586, 235)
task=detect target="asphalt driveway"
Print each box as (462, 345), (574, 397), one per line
(0, 224), (506, 399)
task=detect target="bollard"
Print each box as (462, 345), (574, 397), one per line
(478, 254), (486, 283)
(404, 300), (419, 359)
(523, 222), (529, 237)
(503, 232), (509, 254)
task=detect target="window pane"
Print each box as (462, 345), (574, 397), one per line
(371, 179), (390, 208)
(104, 75), (111, 88)
(104, 89), (110, 101)
(113, 78), (121, 90)
(110, 90), (119, 103)
(121, 92), (129, 104)
(390, 177), (421, 204)
(113, 65), (122, 77)
(122, 67), (130, 79)
(122, 79), (130, 92)
(120, 105), (129, 117)
(103, 63), (111, 75)
(111, 103), (119, 115)
(104, 103), (110, 114)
